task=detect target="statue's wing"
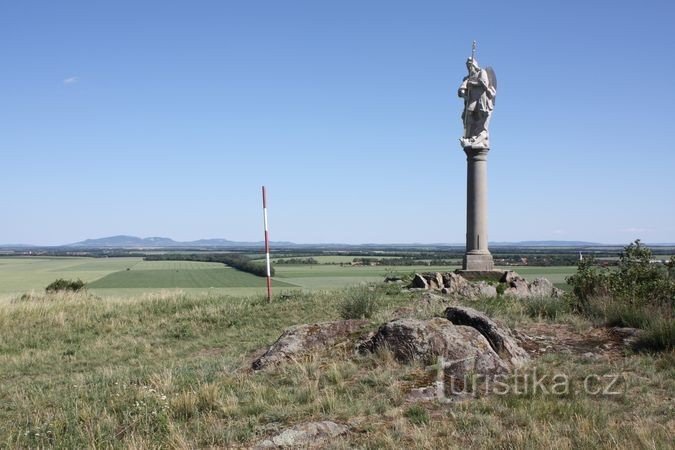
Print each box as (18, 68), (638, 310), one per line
(486, 66), (497, 92)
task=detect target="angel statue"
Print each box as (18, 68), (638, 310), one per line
(458, 42), (497, 149)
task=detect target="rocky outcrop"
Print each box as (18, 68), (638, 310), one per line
(501, 271), (564, 298)
(528, 277), (563, 298)
(444, 306), (529, 368)
(408, 271), (562, 300)
(411, 273), (429, 289)
(359, 318), (510, 376)
(254, 421), (348, 449)
(411, 272), (499, 299)
(252, 320), (369, 370)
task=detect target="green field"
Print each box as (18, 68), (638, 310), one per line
(0, 258), (299, 299)
(0, 257), (576, 299)
(89, 264), (296, 289)
(0, 257), (140, 296)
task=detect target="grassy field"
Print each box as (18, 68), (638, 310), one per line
(0, 257), (577, 300)
(0, 258), (300, 299)
(0, 287), (672, 448)
(0, 257), (140, 296)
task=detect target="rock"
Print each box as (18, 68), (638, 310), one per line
(609, 327), (643, 346)
(418, 291), (449, 307)
(411, 273), (429, 289)
(439, 273), (497, 300)
(473, 281), (498, 298)
(252, 320), (369, 370)
(254, 421), (348, 449)
(444, 306), (529, 368)
(443, 272), (469, 290)
(529, 277), (564, 298)
(359, 318), (509, 376)
(500, 271), (563, 299)
(505, 278), (530, 298)
(406, 386), (439, 402)
(427, 272), (444, 290)
(500, 271), (521, 284)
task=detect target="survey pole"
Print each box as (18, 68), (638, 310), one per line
(262, 186), (272, 302)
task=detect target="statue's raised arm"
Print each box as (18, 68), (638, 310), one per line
(458, 43), (497, 149)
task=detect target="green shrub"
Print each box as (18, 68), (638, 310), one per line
(565, 256), (610, 313)
(339, 286), (380, 320)
(45, 278), (86, 293)
(566, 240), (675, 328)
(565, 241), (675, 353)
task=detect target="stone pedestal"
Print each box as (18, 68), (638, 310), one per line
(463, 146), (494, 271)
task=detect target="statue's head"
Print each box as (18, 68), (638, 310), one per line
(466, 58), (479, 73)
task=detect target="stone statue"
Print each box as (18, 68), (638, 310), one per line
(458, 42), (497, 149)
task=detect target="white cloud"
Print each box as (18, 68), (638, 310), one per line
(63, 76), (79, 85)
(551, 229), (566, 235)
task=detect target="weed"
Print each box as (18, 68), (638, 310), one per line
(339, 285), (381, 320)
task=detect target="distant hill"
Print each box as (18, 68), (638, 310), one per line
(3, 236), (672, 250)
(490, 240), (601, 247)
(65, 235), (293, 249)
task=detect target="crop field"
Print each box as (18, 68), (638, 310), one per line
(0, 257), (577, 299)
(0, 257), (140, 296)
(0, 258), (299, 299)
(89, 263), (296, 289)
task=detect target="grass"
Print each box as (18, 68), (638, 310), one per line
(0, 284), (673, 448)
(0, 257), (142, 296)
(339, 285), (382, 319)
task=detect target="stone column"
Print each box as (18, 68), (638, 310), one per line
(463, 146), (494, 271)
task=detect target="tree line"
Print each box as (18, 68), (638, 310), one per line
(145, 253), (273, 277)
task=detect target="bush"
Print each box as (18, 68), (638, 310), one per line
(45, 278), (86, 293)
(566, 240), (675, 353)
(339, 285), (380, 320)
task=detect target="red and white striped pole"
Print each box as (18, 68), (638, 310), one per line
(262, 186), (272, 302)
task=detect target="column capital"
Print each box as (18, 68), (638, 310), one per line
(463, 146), (490, 161)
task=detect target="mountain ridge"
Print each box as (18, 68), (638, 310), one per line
(3, 236), (674, 249)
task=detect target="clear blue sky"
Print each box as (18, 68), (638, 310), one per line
(2, 0), (674, 245)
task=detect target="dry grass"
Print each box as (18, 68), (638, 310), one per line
(0, 287), (673, 448)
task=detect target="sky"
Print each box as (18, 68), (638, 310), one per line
(1, 0), (674, 245)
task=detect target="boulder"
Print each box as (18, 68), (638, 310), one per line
(500, 271), (521, 284)
(440, 273), (497, 300)
(472, 281), (498, 298)
(529, 277), (564, 298)
(609, 327), (643, 346)
(500, 271), (563, 299)
(444, 306), (529, 368)
(252, 320), (369, 370)
(503, 273), (530, 298)
(427, 272), (444, 290)
(443, 272), (469, 290)
(254, 421), (348, 449)
(411, 273), (429, 289)
(359, 318), (509, 376)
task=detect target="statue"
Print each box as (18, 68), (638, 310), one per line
(458, 42), (497, 149)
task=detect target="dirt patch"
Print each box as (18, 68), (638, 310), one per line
(516, 323), (629, 361)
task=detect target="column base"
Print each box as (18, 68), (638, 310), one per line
(462, 253), (494, 271)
